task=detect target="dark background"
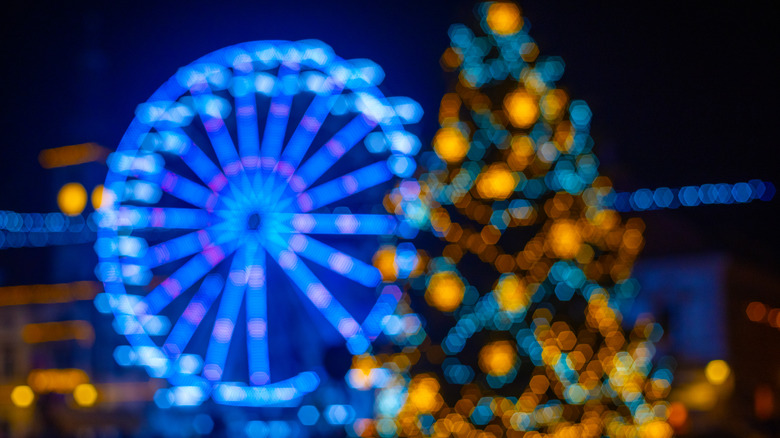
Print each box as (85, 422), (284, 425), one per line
(1, 0), (778, 267)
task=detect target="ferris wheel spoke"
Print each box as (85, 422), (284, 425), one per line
(189, 88), (244, 178)
(260, 63), (300, 166)
(296, 161), (392, 212)
(280, 213), (397, 235)
(169, 128), (231, 193)
(265, 237), (370, 353)
(234, 80), (262, 169)
(136, 241), (237, 316)
(137, 170), (219, 211)
(135, 225), (228, 269)
(245, 245), (270, 385)
(290, 114), (378, 192)
(203, 246), (250, 381)
(286, 234), (382, 287)
(162, 274), (224, 358)
(279, 80), (344, 171)
(117, 207), (212, 230)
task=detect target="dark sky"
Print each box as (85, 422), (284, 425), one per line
(1, 1), (778, 266)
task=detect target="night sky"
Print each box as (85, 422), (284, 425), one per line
(1, 1), (778, 273)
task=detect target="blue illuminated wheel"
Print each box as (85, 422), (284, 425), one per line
(95, 40), (421, 407)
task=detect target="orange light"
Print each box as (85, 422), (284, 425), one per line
(548, 220), (583, 259)
(504, 90), (539, 128)
(476, 164), (516, 200)
(640, 421), (673, 438)
(0, 281), (100, 307)
(91, 185), (104, 210)
(486, 2), (523, 35)
(667, 401), (688, 428)
(38, 142), (108, 169)
(479, 341), (516, 376)
(494, 274), (528, 313)
(755, 384), (774, 420)
(57, 182), (88, 216)
(508, 135), (535, 170)
(433, 127), (469, 163)
(746, 301), (766, 322)
(529, 375), (549, 394)
(27, 368), (89, 393)
(372, 246), (397, 282)
(426, 272), (465, 312)
(21, 320), (94, 345)
(408, 376), (441, 413)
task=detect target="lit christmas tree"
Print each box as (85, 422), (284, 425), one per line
(358, 3), (675, 437)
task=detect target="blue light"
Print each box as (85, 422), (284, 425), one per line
(297, 405), (320, 426)
(609, 180), (774, 212)
(324, 404), (356, 425)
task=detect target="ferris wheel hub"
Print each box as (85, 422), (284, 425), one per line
(247, 212), (262, 231)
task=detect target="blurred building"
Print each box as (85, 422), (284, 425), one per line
(628, 252), (780, 437)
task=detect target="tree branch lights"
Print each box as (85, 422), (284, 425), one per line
(95, 40), (422, 407)
(364, 3), (673, 437)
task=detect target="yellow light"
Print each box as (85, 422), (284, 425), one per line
(433, 127), (469, 163)
(504, 90), (539, 128)
(486, 2), (523, 35)
(425, 272), (465, 312)
(549, 220), (582, 259)
(57, 182), (88, 216)
(705, 359), (730, 385)
(408, 376), (440, 413)
(479, 341), (516, 376)
(73, 383), (98, 407)
(476, 164), (516, 200)
(494, 274), (528, 313)
(11, 385), (35, 407)
(640, 421), (673, 438)
(91, 185), (104, 209)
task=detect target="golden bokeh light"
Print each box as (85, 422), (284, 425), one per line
(486, 2), (523, 35)
(433, 127), (470, 163)
(548, 220), (583, 259)
(476, 164), (516, 200)
(408, 376), (441, 413)
(504, 90), (539, 128)
(91, 184), (104, 210)
(73, 383), (98, 407)
(425, 271), (465, 312)
(494, 274), (528, 313)
(373, 246), (397, 282)
(704, 359), (730, 385)
(478, 340), (516, 376)
(10, 385), (35, 408)
(57, 182), (88, 216)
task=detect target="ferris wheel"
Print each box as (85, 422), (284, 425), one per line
(95, 40), (421, 406)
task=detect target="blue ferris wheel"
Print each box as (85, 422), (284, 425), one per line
(94, 40), (422, 407)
